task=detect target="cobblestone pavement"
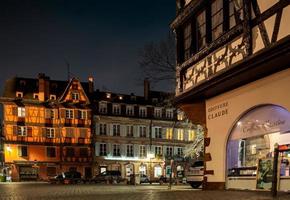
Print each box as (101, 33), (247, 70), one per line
(0, 183), (289, 200)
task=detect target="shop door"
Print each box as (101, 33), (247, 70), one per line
(85, 167), (92, 179)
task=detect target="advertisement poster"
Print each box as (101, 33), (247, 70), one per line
(256, 158), (273, 190)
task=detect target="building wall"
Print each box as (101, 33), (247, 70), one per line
(205, 68), (290, 183)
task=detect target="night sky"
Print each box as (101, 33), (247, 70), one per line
(0, 0), (176, 96)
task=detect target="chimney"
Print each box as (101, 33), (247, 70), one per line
(88, 76), (94, 93)
(144, 78), (150, 101)
(38, 73), (50, 101)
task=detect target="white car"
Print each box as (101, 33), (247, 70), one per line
(186, 161), (204, 188)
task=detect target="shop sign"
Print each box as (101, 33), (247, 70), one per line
(231, 105), (290, 140)
(207, 102), (229, 120)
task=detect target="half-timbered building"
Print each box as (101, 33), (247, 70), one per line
(171, 0), (290, 190)
(0, 74), (93, 181)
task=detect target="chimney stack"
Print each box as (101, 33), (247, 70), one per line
(88, 76), (94, 93)
(38, 73), (50, 101)
(144, 78), (150, 101)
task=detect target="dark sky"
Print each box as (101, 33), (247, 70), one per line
(0, 0), (176, 96)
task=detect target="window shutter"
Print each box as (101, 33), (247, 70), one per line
(107, 143), (112, 157)
(151, 127), (155, 138)
(74, 110), (79, 119)
(133, 126), (138, 138)
(12, 107), (17, 116)
(42, 128), (47, 137)
(27, 127), (32, 137)
(163, 146), (167, 156)
(120, 144), (126, 157)
(95, 142), (100, 156)
(60, 109), (65, 118)
(95, 123), (100, 135)
(13, 126), (17, 136)
(120, 125), (126, 137)
(134, 144), (139, 157)
(162, 128), (166, 139)
(55, 128), (60, 138)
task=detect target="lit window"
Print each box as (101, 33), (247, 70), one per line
(188, 130), (195, 141)
(46, 128), (55, 138)
(99, 102), (107, 114)
(166, 128), (173, 140)
(16, 92), (23, 98)
(177, 110), (184, 121)
(78, 110), (87, 119)
(71, 92), (79, 100)
(166, 109), (174, 119)
(65, 109), (74, 119)
(177, 129), (184, 140)
(139, 145), (146, 158)
(17, 107), (25, 117)
(33, 93), (39, 99)
(139, 107), (147, 117)
(17, 126), (27, 136)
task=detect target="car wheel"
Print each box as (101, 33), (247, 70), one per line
(190, 182), (202, 189)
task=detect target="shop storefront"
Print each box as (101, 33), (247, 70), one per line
(205, 69), (290, 190)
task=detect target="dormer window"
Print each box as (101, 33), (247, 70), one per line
(139, 107), (147, 117)
(106, 93), (111, 98)
(50, 95), (56, 100)
(99, 102), (107, 114)
(112, 104), (121, 115)
(33, 93), (39, 99)
(71, 92), (79, 100)
(16, 92), (23, 98)
(154, 108), (162, 118)
(119, 96), (123, 100)
(126, 105), (134, 116)
(17, 107), (25, 117)
(130, 95), (136, 101)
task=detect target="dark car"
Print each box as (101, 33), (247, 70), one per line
(92, 170), (122, 183)
(49, 171), (83, 184)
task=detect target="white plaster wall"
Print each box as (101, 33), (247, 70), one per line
(205, 68), (290, 183)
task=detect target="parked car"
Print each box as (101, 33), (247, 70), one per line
(92, 170), (122, 183)
(49, 171), (83, 184)
(140, 174), (150, 183)
(185, 160), (204, 188)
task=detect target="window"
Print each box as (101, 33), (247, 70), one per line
(139, 107), (147, 117)
(166, 128), (173, 140)
(46, 147), (56, 158)
(140, 145), (146, 158)
(166, 147), (173, 157)
(126, 125), (133, 137)
(112, 104), (121, 115)
(154, 127), (162, 139)
(17, 126), (27, 136)
(154, 166), (162, 178)
(46, 128), (55, 138)
(177, 129), (184, 140)
(66, 147), (75, 157)
(155, 146), (162, 156)
(211, 0), (224, 40)
(196, 10), (206, 51)
(113, 124), (120, 136)
(100, 143), (107, 156)
(113, 144), (121, 157)
(126, 106), (134, 116)
(166, 109), (174, 119)
(65, 109), (73, 119)
(18, 146), (28, 157)
(177, 147), (183, 156)
(80, 148), (88, 157)
(139, 126), (147, 138)
(50, 95), (56, 100)
(71, 92), (79, 100)
(17, 107), (25, 117)
(100, 124), (107, 135)
(177, 110), (185, 121)
(78, 110), (87, 119)
(183, 21), (192, 60)
(16, 92), (23, 98)
(154, 108), (162, 118)
(188, 130), (195, 141)
(66, 128), (74, 137)
(79, 128), (87, 138)
(99, 102), (107, 114)
(229, 0), (243, 29)
(45, 109), (55, 119)
(33, 93), (39, 99)
(126, 144), (134, 157)
(106, 93), (111, 98)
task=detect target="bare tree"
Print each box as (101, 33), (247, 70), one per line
(139, 32), (176, 87)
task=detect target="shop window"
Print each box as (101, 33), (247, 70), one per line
(46, 147), (56, 158)
(154, 166), (162, 178)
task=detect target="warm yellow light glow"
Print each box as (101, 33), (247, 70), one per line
(6, 145), (12, 153)
(147, 153), (155, 159)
